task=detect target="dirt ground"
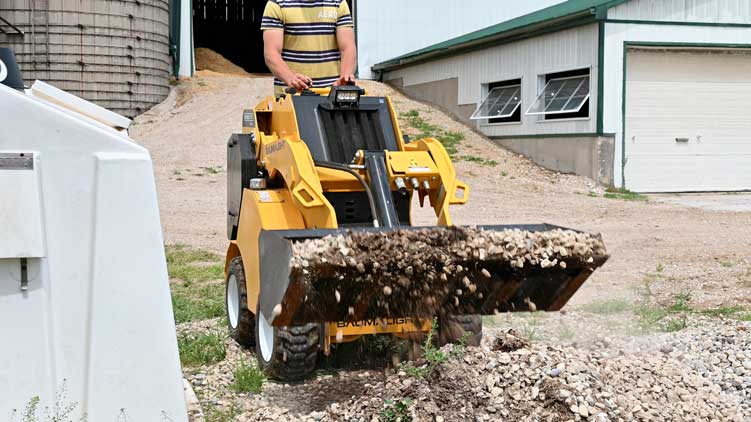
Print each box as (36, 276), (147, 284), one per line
(130, 73), (751, 421)
(131, 74), (751, 311)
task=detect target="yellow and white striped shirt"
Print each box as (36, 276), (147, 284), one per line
(261, 0), (354, 94)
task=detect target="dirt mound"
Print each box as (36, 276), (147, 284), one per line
(194, 48), (249, 76)
(492, 329), (530, 352)
(280, 227), (608, 324)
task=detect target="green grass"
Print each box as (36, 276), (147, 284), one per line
(204, 404), (241, 422)
(231, 361), (266, 394)
(166, 244), (224, 284)
(500, 170), (509, 177)
(437, 132), (465, 157)
(603, 187), (648, 202)
(580, 298), (632, 315)
(380, 399), (413, 422)
(460, 155), (498, 167)
(637, 291), (692, 332)
(719, 260), (735, 268)
(482, 315), (499, 327)
(664, 314), (688, 332)
(172, 283), (226, 323)
(700, 306), (745, 317)
(400, 319), (465, 379)
(19, 396), (40, 422)
(178, 332), (226, 367)
(13, 384), (81, 422)
(556, 322), (576, 341)
(669, 291), (692, 313)
(520, 313), (544, 341)
(398, 110), (464, 157)
(739, 313), (751, 322)
(201, 166), (222, 175)
(636, 304), (670, 330)
(166, 244), (226, 323)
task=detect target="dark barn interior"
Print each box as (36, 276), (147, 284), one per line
(193, 0), (355, 74)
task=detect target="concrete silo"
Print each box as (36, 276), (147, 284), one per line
(0, 0), (172, 117)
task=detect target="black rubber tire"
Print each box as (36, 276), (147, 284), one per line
(226, 257), (255, 347)
(438, 314), (483, 347)
(255, 303), (320, 381)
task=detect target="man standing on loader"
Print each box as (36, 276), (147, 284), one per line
(261, 0), (357, 96)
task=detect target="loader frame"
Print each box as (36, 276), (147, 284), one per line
(226, 87), (472, 352)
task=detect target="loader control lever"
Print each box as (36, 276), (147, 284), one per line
(363, 152), (401, 229)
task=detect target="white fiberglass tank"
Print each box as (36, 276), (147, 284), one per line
(0, 55), (188, 421)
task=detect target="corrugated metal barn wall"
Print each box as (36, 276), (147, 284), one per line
(0, 0), (171, 118)
(384, 24), (600, 138)
(355, 0), (565, 79)
(608, 0), (751, 22)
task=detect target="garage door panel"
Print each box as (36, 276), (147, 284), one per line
(627, 155), (751, 193)
(625, 48), (751, 192)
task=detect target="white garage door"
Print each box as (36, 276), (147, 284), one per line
(624, 48), (751, 192)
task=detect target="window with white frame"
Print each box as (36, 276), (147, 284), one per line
(527, 68), (590, 120)
(471, 79), (522, 124)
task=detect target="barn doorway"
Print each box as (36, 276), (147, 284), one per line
(192, 0), (355, 74)
(193, 0), (267, 73)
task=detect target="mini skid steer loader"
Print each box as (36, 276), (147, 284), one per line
(225, 85), (608, 380)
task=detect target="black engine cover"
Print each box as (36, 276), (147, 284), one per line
(227, 133), (258, 240)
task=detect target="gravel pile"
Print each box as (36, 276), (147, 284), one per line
(194, 48), (250, 76)
(282, 227), (607, 322)
(180, 313), (751, 422)
(325, 326), (750, 422)
(661, 320), (751, 417)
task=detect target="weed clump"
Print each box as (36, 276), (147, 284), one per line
(400, 320), (467, 379)
(178, 332), (227, 366)
(604, 187), (647, 202)
(379, 398), (413, 422)
(231, 361), (266, 394)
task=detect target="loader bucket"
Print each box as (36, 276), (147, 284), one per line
(259, 225), (608, 326)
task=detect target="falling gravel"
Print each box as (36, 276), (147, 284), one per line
(280, 227), (608, 323)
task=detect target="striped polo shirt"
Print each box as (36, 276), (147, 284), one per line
(261, 0), (354, 93)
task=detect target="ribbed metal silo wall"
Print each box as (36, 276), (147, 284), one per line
(0, 0), (171, 118)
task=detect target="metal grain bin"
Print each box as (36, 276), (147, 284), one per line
(0, 0), (171, 118)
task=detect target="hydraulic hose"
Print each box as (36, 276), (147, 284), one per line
(314, 160), (380, 228)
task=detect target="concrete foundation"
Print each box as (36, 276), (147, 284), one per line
(387, 77), (476, 124)
(494, 136), (615, 186)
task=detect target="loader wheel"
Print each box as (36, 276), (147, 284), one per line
(438, 314), (483, 347)
(226, 257), (255, 347)
(255, 304), (319, 381)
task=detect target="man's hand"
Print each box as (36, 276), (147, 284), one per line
(283, 73), (313, 91)
(334, 74), (356, 86)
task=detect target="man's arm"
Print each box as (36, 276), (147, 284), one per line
(263, 30), (312, 90)
(335, 27), (357, 86)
